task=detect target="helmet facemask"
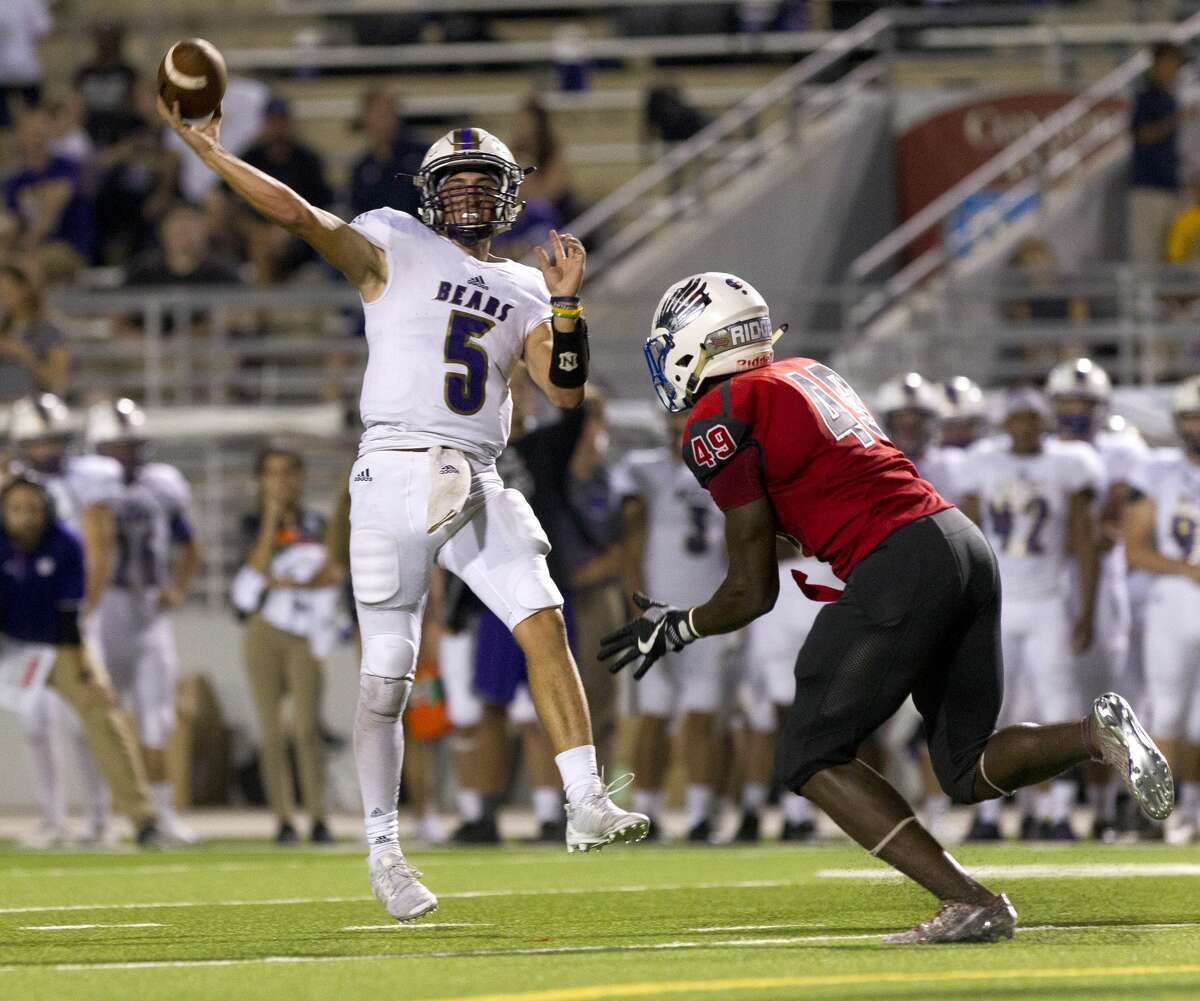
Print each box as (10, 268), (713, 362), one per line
(1053, 394), (1104, 440)
(416, 158), (526, 245)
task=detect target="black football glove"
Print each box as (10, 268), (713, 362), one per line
(598, 592), (700, 680)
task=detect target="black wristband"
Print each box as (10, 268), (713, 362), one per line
(549, 316), (589, 388)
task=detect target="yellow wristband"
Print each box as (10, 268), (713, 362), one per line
(551, 304), (584, 318)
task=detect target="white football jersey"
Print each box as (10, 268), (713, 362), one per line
(350, 208), (552, 463)
(106, 462), (193, 594)
(613, 448), (726, 606)
(959, 438), (1104, 601)
(912, 446), (962, 504)
(36, 454), (123, 530)
(1130, 450), (1200, 565)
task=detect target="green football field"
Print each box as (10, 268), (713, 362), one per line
(2, 839), (1199, 1001)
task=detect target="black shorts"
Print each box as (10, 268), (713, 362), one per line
(776, 507), (1002, 804)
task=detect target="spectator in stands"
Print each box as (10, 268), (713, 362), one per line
(74, 22), (142, 150)
(644, 84), (710, 148)
(240, 98), (333, 283)
(0, 264), (69, 402)
(0, 0), (51, 130)
(349, 88), (425, 220)
(46, 97), (94, 168)
(1129, 42), (1189, 262)
(1000, 237), (1091, 372)
(231, 448), (336, 845)
(1167, 171), (1200, 262)
(120, 203), (242, 339)
(3, 107), (95, 268)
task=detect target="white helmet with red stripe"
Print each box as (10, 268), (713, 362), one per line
(645, 273), (784, 413)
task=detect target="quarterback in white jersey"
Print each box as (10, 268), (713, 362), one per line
(1124, 376), (1200, 842)
(959, 389), (1103, 839)
(87, 400), (201, 845)
(615, 413), (732, 840)
(160, 102), (647, 919)
(1048, 358), (1149, 836)
(7, 395), (121, 846)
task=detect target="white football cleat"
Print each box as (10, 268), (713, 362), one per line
(158, 812), (201, 846)
(20, 822), (66, 850)
(369, 849), (438, 922)
(1165, 814), (1197, 846)
(1089, 693), (1174, 822)
(565, 775), (650, 854)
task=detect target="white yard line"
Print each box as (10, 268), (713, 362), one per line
(342, 923), (490, 931)
(818, 863), (1200, 880)
(686, 924), (824, 933)
(19, 923), (164, 931)
(0, 921), (1195, 974)
(0, 879), (796, 916)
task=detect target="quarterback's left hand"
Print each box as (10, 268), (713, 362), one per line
(599, 592), (698, 680)
(534, 229), (586, 298)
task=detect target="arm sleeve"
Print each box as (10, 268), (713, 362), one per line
(705, 446), (768, 512)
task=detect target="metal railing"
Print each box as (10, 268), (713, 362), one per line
(561, 11), (896, 278)
(847, 11), (1200, 327)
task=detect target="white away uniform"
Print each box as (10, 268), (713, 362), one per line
(613, 450), (731, 718)
(1130, 452), (1200, 741)
(93, 462), (192, 749)
(1068, 430), (1148, 699)
(346, 208), (561, 686)
(959, 439), (1104, 723)
(912, 446), (963, 506)
(742, 555), (841, 732)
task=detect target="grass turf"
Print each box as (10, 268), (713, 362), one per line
(0, 839), (1198, 1001)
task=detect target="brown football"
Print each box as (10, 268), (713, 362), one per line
(158, 39), (227, 120)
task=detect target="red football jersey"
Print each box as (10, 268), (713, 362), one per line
(681, 356), (952, 582)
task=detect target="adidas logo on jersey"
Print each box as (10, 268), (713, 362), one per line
(354, 468), (372, 483)
(434, 280), (514, 322)
(467, 275), (489, 290)
(439, 464), (460, 475)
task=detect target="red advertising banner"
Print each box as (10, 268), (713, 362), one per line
(896, 91), (1125, 259)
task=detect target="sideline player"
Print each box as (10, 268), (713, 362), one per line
(1124, 376), (1200, 844)
(0, 477), (161, 846)
(616, 412), (731, 841)
(602, 272), (1173, 943)
(1047, 358), (1148, 837)
(938, 377), (989, 450)
(86, 399), (200, 845)
(875, 373), (961, 501)
(958, 390), (1103, 840)
(158, 102), (647, 920)
(8, 395), (122, 844)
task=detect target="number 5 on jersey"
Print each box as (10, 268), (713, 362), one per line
(444, 310), (494, 416)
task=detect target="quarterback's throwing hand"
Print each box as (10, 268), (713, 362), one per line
(599, 592), (698, 680)
(534, 230), (586, 298)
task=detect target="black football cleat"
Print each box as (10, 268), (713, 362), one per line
(781, 820), (816, 842)
(310, 820), (334, 844)
(453, 816), (501, 845)
(964, 817), (1003, 842)
(733, 812), (760, 843)
(687, 818), (713, 843)
(1041, 819), (1077, 842)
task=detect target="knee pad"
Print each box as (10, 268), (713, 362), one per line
(361, 633), (417, 684)
(359, 673), (413, 721)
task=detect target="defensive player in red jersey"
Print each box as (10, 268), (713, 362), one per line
(601, 273), (1175, 944)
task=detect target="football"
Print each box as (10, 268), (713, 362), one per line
(157, 38), (227, 120)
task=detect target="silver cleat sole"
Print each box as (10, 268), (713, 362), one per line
(393, 901), (439, 924)
(884, 893), (1017, 945)
(1091, 693), (1174, 822)
(566, 816), (651, 855)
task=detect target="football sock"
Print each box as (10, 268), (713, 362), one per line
(1182, 782), (1200, 821)
(783, 792), (812, 825)
(364, 809), (400, 862)
(802, 759), (993, 905)
(686, 785), (714, 829)
(1087, 781), (1118, 822)
(1050, 781), (1075, 824)
(152, 782), (178, 818)
(73, 728), (110, 834)
(741, 783), (767, 813)
(633, 790), (663, 821)
(21, 716), (65, 832)
(973, 721), (1091, 800)
(457, 789), (484, 823)
(976, 798), (1001, 824)
(533, 787), (562, 825)
(1036, 788), (1054, 823)
(922, 793), (951, 824)
(555, 745), (600, 806)
(353, 680), (404, 846)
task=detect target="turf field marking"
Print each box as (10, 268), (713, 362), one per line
(414, 964), (1200, 1001)
(685, 924), (824, 933)
(1, 922), (1195, 974)
(818, 863), (1200, 880)
(0, 879), (796, 915)
(19, 923), (164, 931)
(342, 923), (491, 931)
